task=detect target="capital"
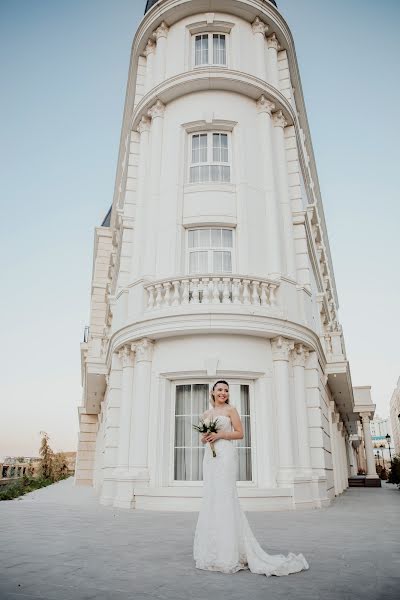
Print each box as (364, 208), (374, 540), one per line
(153, 21), (169, 40)
(272, 110), (287, 128)
(360, 412), (371, 423)
(251, 16), (268, 35)
(144, 38), (156, 57)
(267, 32), (280, 50)
(271, 336), (294, 361)
(256, 94), (275, 115)
(148, 99), (166, 119)
(118, 345), (135, 368)
(137, 115), (151, 134)
(134, 338), (154, 362)
(292, 343), (309, 367)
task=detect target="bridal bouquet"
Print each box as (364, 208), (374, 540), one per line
(193, 417), (220, 457)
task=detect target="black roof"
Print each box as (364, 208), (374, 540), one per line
(145, 0), (277, 13)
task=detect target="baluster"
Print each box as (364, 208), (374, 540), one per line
(147, 285), (155, 310)
(172, 280), (180, 306)
(260, 282), (268, 307)
(251, 280), (260, 305)
(242, 279), (251, 305)
(222, 278), (231, 304)
(232, 278), (241, 304)
(155, 284), (163, 309)
(163, 282), (171, 307)
(212, 278), (221, 303)
(201, 278), (210, 304)
(182, 279), (190, 304)
(269, 283), (277, 307)
(191, 278), (200, 304)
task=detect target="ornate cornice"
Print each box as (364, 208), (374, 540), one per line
(292, 343), (309, 368)
(148, 99), (166, 119)
(271, 336), (294, 361)
(153, 21), (169, 40)
(256, 94), (275, 115)
(118, 344), (135, 368)
(251, 16), (267, 35)
(137, 115), (151, 134)
(134, 338), (154, 362)
(143, 38), (156, 57)
(267, 32), (280, 50)
(272, 109), (287, 128)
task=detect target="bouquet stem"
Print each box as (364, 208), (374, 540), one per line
(209, 442), (216, 458)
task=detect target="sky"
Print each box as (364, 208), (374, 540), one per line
(0, 0), (399, 458)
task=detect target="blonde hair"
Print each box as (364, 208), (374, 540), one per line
(210, 380), (230, 407)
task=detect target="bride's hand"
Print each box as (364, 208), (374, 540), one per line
(205, 432), (222, 443)
(201, 434), (208, 444)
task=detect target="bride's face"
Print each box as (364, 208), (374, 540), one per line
(212, 383), (229, 406)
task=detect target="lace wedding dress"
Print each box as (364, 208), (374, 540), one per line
(193, 413), (309, 576)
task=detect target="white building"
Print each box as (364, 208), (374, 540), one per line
(390, 377), (400, 455)
(76, 0), (379, 510)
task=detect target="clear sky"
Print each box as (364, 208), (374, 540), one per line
(1, 0), (399, 458)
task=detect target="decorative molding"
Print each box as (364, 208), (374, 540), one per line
(251, 16), (267, 35)
(359, 411), (372, 422)
(271, 336), (294, 361)
(148, 99), (166, 119)
(153, 21), (169, 40)
(292, 343), (309, 368)
(272, 109), (287, 128)
(134, 338), (154, 362)
(143, 38), (156, 57)
(267, 33), (280, 50)
(137, 115), (151, 134)
(256, 94), (275, 115)
(118, 345), (135, 368)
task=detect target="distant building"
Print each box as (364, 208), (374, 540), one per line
(390, 377), (400, 454)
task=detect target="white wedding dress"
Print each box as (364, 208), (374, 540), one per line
(193, 413), (309, 576)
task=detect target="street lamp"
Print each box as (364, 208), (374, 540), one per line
(385, 434), (393, 467)
(375, 449), (381, 467)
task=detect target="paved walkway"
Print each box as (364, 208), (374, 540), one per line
(0, 479), (399, 600)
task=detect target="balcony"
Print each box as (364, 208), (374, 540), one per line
(144, 275), (280, 311)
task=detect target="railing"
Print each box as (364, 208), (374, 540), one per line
(144, 275), (280, 311)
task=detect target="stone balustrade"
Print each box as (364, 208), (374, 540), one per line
(144, 275), (280, 311)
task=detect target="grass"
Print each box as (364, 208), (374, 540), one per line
(0, 475), (70, 501)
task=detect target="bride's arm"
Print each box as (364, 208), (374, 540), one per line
(221, 407), (243, 440)
(200, 410), (211, 444)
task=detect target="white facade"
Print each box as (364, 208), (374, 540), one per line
(76, 0), (376, 510)
(390, 377), (400, 455)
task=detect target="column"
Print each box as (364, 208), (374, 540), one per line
(360, 412), (378, 477)
(272, 110), (297, 279)
(347, 439), (357, 476)
(132, 115), (151, 280)
(338, 423), (346, 491)
(256, 95), (282, 277)
(143, 100), (165, 278)
(115, 345), (135, 473)
(251, 17), (267, 80)
(266, 33), (280, 88)
(128, 338), (154, 482)
(271, 336), (295, 486)
(292, 344), (312, 477)
(153, 21), (169, 84)
(144, 38), (156, 93)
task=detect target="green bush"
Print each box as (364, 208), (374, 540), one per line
(388, 455), (400, 486)
(0, 475), (70, 501)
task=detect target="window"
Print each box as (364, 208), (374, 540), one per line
(188, 228), (233, 274)
(174, 382), (252, 482)
(194, 33), (227, 66)
(190, 132), (230, 183)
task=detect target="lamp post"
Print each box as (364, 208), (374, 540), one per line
(375, 450), (381, 467)
(385, 434), (393, 468)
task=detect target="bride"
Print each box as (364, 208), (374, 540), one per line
(193, 380), (309, 576)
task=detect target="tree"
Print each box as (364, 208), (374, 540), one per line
(52, 452), (69, 480)
(388, 455), (400, 486)
(38, 432), (54, 480)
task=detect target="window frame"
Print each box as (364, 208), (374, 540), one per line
(188, 131), (231, 184)
(171, 379), (255, 485)
(191, 31), (229, 68)
(186, 227), (235, 275)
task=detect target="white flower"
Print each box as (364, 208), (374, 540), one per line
(203, 417), (210, 427)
